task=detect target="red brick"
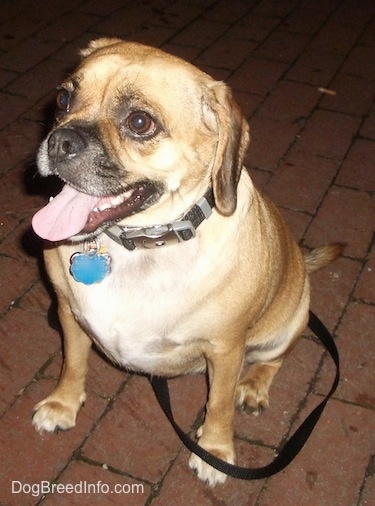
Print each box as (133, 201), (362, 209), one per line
(341, 45), (375, 80)
(195, 37), (255, 70)
(227, 13), (280, 42)
(82, 374), (207, 483)
(0, 307), (60, 410)
(42, 460), (151, 505)
(258, 399), (374, 506)
(320, 73), (374, 117)
(92, 2), (162, 36)
(309, 22), (360, 57)
(0, 69), (18, 88)
(0, 167), (48, 230)
(234, 90), (264, 119)
(330, 2), (375, 28)
(196, 65), (231, 83)
(79, 0), (131, 16)
(0, 257), (38, 313)
(258, 80), (319, 123)
(354, 254), (375, 304)
(336, 138), (375, 192)
(248, 167), (272, 191)
(0, 119), (45, 174)
(37, 12), (99, 41)
(281, 7), (328, 35)
(360, 19), (375, 46)
(204, 0), (250, 23)
(153, 3), (202, 30)
(255, 31), (310, 63)
(265, 149), (339, 213)
(360, 102), (375, 140)
(246, 115), (300, 170)
(295, 110), (361, 159)
(299, 0), (340, 13)
(18, 281), (51, 317)
(5, 59), (71, 101)
(169, 19), (230, 48)
(0, 379), (108, 506)
(279, 208), (311, 242)
(308, 256), (361, 330)
(160, 43), (201, 63)
(252, 0), (300, 18)
(317, 302), (375, 409)
(126, 25), (181, 48)
(0, 37), (63, 73)
(287, 49), (343, 86)
(305, 186), (374, 258)
(361, 475), (375, 506)
(152, 444), (270, 505)
(228, 57), (288, 95)
(0, 92), (30, 130)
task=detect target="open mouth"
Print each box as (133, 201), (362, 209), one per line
(32, 182), (161, 242)
(84, 184), (159, 233)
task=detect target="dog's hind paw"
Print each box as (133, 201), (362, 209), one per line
(32, 393), (86, 433)
(235, 382), (269, 416)
(188, 445), (234, 486)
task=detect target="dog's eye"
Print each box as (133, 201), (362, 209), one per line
(126, 111), (156, 137)
(56, 89), (70, 113)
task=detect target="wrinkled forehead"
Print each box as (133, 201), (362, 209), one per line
(71, 50), (211, 118)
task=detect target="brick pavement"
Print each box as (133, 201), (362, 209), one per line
(0, 0), (374, 504)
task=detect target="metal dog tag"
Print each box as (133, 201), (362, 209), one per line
(70, 241), (111, 285)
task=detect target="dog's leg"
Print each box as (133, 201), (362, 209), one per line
(236, 301), (309, 415)
(32, 295), (91, 433)
(189, 344), (244, 486)
(235, 359), (283, 415)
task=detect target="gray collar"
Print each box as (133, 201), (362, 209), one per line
(104, 189), (215, 251)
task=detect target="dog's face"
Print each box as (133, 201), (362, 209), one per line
(33, 39), (249, 242)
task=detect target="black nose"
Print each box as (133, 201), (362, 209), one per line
(48, 128), (86, 161)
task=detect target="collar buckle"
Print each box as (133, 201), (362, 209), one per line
(104, 189), (214, 251)
(120, 220), (196, 251)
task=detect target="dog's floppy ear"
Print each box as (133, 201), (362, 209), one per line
(203, 82), (250, 216)
(80, 38), (123, 58)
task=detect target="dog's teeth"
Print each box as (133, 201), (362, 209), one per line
(49, 196), (54, 202)
(93, 207), (99, 212)
(98, 202), (112, 212)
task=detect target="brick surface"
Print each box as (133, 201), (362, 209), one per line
(354, 254), (375, 304)
(0, 1), (374, 505)
(317, 302), (375, 409)
(265, 149), (339, 213)
(0, 380), (108, 506)
(295, 110), (361, 159)
(42, 460), (151, 505)
(336, 138), (375, 192)
(258, 399), (374, 506)
(304, 186), (374, 258)
(246, 115), (300, 170)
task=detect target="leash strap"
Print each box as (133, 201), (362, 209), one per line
(149, 310), (340, 480)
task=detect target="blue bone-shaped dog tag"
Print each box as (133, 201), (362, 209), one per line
(70, 249), (111, 285)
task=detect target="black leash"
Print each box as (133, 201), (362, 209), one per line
(149, 310), (340, 480)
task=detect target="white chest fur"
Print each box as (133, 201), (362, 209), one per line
(60, 228), (238, 376)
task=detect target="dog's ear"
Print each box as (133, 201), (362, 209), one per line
(202, 82), (250, 216)
(80, 38), (123, 58)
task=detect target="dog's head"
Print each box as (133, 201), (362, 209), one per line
(32, 38), (250, 242)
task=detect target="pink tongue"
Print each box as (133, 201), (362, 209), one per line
(32, 184), (100, 241)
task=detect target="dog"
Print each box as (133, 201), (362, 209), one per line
(31, 38), (342, 486)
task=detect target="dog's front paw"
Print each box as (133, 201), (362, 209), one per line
(32, 393), (86, 433)
(188, 443), (234, 486)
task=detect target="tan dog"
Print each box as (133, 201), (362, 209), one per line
(31, 38), (342, 486)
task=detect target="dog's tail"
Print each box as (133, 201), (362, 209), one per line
(304, 243), (345, 273)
